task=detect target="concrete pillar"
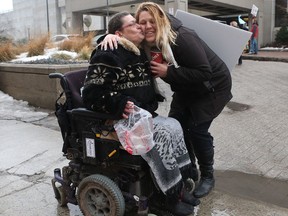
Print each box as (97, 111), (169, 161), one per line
(257, 10), (264, 47)
(66, 11), (83, 34)
(165, 0), (188, 15)
(71, 12), (83, 34)
(263, 0), (275, 44)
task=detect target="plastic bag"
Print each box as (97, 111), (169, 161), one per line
(114, 106), (154, 155)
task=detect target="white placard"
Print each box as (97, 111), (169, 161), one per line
(169, 7), (174, 15)
(251, 4), (258, 17)
(85, 138), (96, 158)
(175, 10), (252, 72)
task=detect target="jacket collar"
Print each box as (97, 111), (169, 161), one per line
(118, 37), (141, 56)
(166, 13), (182, 31)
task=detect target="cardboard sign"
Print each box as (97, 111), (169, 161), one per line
(251, 4), (258, 17)
(175, 10), (252, 72)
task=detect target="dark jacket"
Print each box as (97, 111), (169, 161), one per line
(82, 38), (158, 119)
(165, 15), (233, 123)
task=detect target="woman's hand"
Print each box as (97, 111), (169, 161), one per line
(122, 101), (134, 119)
(100, 34), (120, 50)
(150, 61), (168, 78)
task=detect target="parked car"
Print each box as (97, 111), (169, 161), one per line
(50, 34), (81, 44)
(91, 30), (107, 47)
(91, 34), (105, 47)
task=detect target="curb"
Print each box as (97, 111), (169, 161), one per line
(242, 55), (288, 63)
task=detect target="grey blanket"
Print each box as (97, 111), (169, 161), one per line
(141, 116), (192, 195)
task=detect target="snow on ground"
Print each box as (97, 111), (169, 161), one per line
(0, 43), (284, 64)
(8, 46), (287, 63)
(10, 48), (78, 63)
(260, 47), (288, 51)
(0, 91), (48, 122)
(0, 48), (79, 122)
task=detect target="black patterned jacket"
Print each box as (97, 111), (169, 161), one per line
(82, 38), (158, 119)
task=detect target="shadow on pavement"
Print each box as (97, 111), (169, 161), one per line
(215, 170), (288, 209)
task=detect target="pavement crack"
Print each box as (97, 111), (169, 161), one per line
(29, 114), (51, 123)
(0, 183), (35, 199)
(22, 171), (46, 182)
(7, 150), (48, 173)
(0, 170), (46, 199)
(1, 170), (46, 183)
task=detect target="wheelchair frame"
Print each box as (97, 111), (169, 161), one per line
(49, 70), (172, 216)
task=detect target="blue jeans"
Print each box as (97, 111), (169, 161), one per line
(249, 38), (258, 54)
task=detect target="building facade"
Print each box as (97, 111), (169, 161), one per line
(0, 0), (287, 47)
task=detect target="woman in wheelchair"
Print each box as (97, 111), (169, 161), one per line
(82, 12), (199, 216)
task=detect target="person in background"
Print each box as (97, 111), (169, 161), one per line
(230, 21), (243, 65)
(249, 17), (259, 54)
(82, 11), (199, 216)
(101, 1), (232, 199)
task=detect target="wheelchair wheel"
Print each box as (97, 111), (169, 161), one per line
(77, 174), (125, 216)
(51, 179), (68, 207)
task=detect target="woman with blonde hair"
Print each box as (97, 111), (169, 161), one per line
(102, 0), (232, 202)
(134, 2), (178, 67)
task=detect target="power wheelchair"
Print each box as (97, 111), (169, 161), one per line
(49, 69), (173, 216)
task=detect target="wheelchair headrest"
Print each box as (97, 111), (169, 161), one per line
(62, 69), (87, 108)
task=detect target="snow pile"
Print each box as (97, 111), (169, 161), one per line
(260, 47), (288, 51)
(0, 91), (48, 122)
(10, 48), (80, 64)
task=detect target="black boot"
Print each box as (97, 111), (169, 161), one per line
(152, 188), (195, 216)
(166, 198), (195, 216)
(193, 149), (215, 198)
(193, 168), (215, 198)
(180, 188), (201, 206)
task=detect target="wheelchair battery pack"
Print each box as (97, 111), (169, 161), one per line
(82, 131), (120, 164)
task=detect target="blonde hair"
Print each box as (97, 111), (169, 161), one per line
(135, 2), (177, 63)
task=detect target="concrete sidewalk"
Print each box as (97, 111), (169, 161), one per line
(158, 59), (288, 176)
(156, 57), (288, 213)
(1, 57), (288, 215)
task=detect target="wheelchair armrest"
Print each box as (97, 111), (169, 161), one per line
(49, 72), (64, 79)
(71, 108), (119, 120)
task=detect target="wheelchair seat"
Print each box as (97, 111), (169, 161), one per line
(59, 69), (86, 109)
